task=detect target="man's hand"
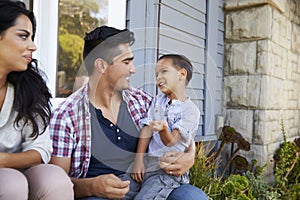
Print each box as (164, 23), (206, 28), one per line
(159, 150), (194, 177)
(89, 174), (130, 199)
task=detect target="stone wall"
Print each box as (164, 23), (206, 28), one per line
(223, 0), (300, 180)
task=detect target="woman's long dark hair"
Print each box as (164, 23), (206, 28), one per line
(0, 1), (52, 138)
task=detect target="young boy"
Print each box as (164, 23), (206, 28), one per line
(131, 54), (200, 199)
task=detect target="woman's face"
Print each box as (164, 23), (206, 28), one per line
(0, 14), (36, 75)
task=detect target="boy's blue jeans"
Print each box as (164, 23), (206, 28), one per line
(78, 183), (208, 200)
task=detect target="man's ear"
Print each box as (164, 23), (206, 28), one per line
(94, 58), (108, 74)
(179, 68), (187, 80)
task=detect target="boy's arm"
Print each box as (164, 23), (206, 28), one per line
(131, 125), (152, 183)
(136, 126), (152, 154)
(135, 125), (152, 164)
(152, 120), (182, 146)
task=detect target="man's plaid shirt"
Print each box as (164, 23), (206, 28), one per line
(49, 84), (153, 178)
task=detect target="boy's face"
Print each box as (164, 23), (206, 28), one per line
(155, 58), (182, 96)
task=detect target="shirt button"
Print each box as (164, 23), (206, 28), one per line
(116, 129), (120, 133)
(110, 124), (113, 127)
(117, 136), (121, 140)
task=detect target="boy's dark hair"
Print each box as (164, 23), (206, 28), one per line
(83, 26), (135, 75)
(158, 54), (193, 85)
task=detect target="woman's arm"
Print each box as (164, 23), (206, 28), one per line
(159, 140), (195, 176)
(0, 150), (42, 168)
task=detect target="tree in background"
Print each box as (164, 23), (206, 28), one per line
(57, 0), (108, 97)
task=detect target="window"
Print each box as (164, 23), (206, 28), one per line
(56, 0), (109, 97)
(32, 0), (126, 103)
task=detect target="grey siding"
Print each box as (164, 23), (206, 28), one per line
(126, 0), (159, 94)
(126, 0), (224, 141)
(216, 0), (224, 115)
(203, 0), (225, 140)
(158, 0), (206, 138)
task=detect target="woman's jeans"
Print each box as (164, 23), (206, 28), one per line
(0, 164), (74, 200)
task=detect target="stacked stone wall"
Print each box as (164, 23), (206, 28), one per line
(223, 0), (300, 180)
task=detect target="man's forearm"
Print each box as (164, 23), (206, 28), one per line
(71, 177), (95, 198)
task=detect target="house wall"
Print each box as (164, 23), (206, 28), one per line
(126, 0), (225, 141)
(223, 0), (300, 179)
(158, 0), (207, 138)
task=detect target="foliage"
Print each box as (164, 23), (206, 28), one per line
(190, 124), (300, 200)
(281, 183), (300, 200)
(245, 171), (281, 200)
(59, 0), (104, 37)
(57, 0), (107, 96)
(286, 137), (300, 184)
(271, 121), (300, 198)
(58, 32), (84, 73)
(189, 142), (222, 197)
(222, 175), (250, 199)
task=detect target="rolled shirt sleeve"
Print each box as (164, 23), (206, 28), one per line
(170, 100), (200, 144)
(21, 122), (53, 164)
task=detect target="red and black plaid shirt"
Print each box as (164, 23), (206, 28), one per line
(49, 84), (153, 178)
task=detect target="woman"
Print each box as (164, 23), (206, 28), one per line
(0, 1), (73, 199)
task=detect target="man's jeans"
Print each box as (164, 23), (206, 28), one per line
(78, 183), (208, 200)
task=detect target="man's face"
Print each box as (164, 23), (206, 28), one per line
(105, 43), (135, 92)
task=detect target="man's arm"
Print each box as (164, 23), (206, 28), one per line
(159, 140), (195, 176)
(50, 157), (130, 199)
(71, 174), (129, 199)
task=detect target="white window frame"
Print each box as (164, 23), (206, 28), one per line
(32, 0), (126, 107)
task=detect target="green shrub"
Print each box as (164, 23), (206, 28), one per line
(190, 123), (299, 199)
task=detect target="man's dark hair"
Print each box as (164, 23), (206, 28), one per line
(83, 26), (135, 75)
(158, 54), (193, 85)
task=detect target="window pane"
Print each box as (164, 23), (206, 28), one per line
(56, 0), (108, 97)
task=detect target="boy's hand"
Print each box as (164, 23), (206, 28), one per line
(131, 158), (145, 183)
(150, 120), (168, 132)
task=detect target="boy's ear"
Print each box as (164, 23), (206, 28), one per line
(94, 58), (108, 74)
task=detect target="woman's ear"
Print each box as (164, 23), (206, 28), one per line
(94, 58), (107, 74)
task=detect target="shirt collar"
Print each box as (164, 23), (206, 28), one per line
(0, 83), (14, 127)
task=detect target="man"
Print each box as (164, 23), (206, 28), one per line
(50, 26), (208, 200)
